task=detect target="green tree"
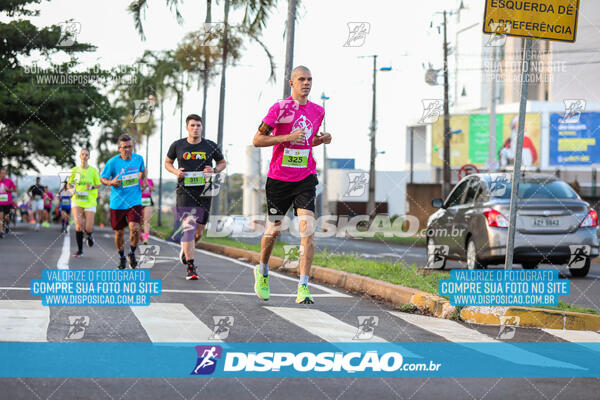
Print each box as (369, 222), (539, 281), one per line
(0, 2), (117, 175)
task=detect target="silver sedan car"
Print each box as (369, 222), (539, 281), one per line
(426, 173), (599, 277)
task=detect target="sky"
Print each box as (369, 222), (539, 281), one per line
(21, 0), (457, 180)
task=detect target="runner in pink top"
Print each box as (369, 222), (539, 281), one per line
(139, 177), (154, 244)
(262, 96), (324, 182)
(0, 168), (16, 238)
(251, 65), (332, 304)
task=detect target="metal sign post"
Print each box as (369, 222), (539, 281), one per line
(504, 38), (533, 270)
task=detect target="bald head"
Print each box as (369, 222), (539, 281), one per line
(289, 66), (312, 101)
(290, 65), (311, 81)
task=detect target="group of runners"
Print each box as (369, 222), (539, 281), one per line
(1, 65), (331, 304)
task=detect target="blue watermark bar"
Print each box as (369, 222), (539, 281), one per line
(439, 269), (569, 307)
(0, 342), (598, 378)
(30, 269), (161, 306)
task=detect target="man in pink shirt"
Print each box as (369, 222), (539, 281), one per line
(252, 65), (332, 304)
(0, 168), (17, 238)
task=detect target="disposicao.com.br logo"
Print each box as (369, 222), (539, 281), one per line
(192, 348), (441, 375)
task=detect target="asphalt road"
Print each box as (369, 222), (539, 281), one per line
(0, 223), (599, 399)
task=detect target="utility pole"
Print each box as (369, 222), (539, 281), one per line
(442, 9), (451, 197)
(157, 100), (164, 226)
(282, 0), (297, 98)
(367, 55), (377, 220)
(488, 45), (498, 171)
(321, 93), (330, 219)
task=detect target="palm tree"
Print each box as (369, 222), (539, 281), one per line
(129, 0), (277, 141)
(139, 50), (182, 225)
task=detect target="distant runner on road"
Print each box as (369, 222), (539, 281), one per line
(27, 177), (45, 231)
(68, 149), (101, 257)
(0, 168), (16, 238)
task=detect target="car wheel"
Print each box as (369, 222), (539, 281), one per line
(466, 238), (485, 270)
(521, 262), (538, 270)
(426, 236), (446, 269)
(569, 257), (590, 278)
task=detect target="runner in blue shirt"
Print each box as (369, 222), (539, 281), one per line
(100, 134), (148, 269)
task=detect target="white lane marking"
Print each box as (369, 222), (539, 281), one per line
(389, 311), (584, 370)
(390, 312), (494, 342)
(0, 300), (49, 342)
(131, 303), (219, 342)
(57, 226), (70, 269)
(265, 306), (387, 342)
(543, 329), (600, 342)
(0, 287), (346, 297)
(149, 235), (351, 298)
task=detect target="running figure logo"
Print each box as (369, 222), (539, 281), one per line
(201, 173), (225, 197)
(344, 172), (369, 197)
(496, 316), (520, 340)
(418, 99), (443, 124)
(485, 21), (511, 47)
(191, 345), (222, 375)
(65, 316), (90, 340)
(138, 245), (160, 268)
(489, 174), (510, 197)
(200, 22), (224, 48)
(209, 316), (234, 340)
(57, 21), (81, 47)
(283, 245), (304, 262)
(568, 245), (590, 269)
(353, 316), (379, 340)
(561, 99), (586, 124)
(132, 97), (156, 124)
(275, 99), (299, 124)
(427, 245), (448, 269)
(343, 22), (370, 47)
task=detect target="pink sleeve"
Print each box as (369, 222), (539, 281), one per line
(262, 103), (280, 127)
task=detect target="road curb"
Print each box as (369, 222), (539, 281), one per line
(460, 306), (600, 331)
(159, 234), (598, 329)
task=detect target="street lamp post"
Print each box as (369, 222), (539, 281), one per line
(360, 55), (391, 220)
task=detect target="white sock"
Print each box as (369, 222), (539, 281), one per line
(298, 275), (309, 287)
(259, 262), (269, 276)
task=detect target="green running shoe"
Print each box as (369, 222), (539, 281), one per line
(296, 284), (314, 304)
(254, 265), (270, 301)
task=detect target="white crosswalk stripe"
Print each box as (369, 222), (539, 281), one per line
(131, 303), (221, 342)
(0, 300), (49, 342)
(542, 329), (600, 342)
(388, 311), (584, 370)
(265, 306), (387, 342)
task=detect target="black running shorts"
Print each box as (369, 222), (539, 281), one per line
(265, 174), (318, 222)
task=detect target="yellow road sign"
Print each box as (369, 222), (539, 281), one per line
(483, 0), (579, 43)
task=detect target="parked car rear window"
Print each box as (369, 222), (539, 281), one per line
(492, 180), (578, 199)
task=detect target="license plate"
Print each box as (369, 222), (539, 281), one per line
(533, 217), (559, 227)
